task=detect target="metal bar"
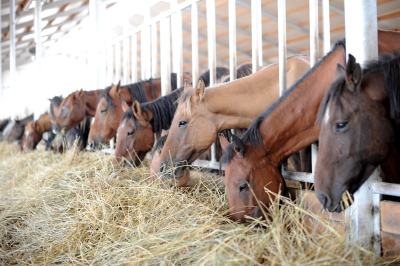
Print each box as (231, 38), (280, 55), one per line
(151, 22), (158, 78)
(229, 0), (236, 81)
(34, 0), (42, 120)
(282, 171), (314, 183)
(278, 0), (287, 95)
(322, 0), (331, 54)
(9, 0), (16, 92)
(115, 42), (121, 82)
(160, 15), (171, 96)
(172, 0), (183, 88)
(131, 34), (138, 82)
(374, 182), (400, 197)
(207, 0), (217, 163)
(123, 19), (130, 84)
(191, 2), (199, 85)
(89, 0), (102, 90)
(0, 0), (2, 103)
(344, 0), (380, 254)
(106, 45), (113, 84)
(251, 0), (261, 72)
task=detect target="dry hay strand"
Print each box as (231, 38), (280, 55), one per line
(0, 142), (398, 265)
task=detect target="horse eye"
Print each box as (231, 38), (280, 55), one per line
(127, 131), (134, 136)
(179, 121), (187, 127)
(335, 122), (348, 132)
(101, 109), (107, 114)
(239, 183), (248, 192)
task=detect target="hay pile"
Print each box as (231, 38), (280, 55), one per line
(0, 142), (397, 265)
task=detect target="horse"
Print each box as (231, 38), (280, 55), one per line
(114, 67), (231, 168)
(314, 53), (400, 212)
(88, 73), (191, 148)
(0, 118), (11, 141)
(219, 29), (400, 222)
(158, 55), (311, 180)
(1, 120), (15, 142)
(22, 113), (51, 152)
(7, 114), (34, 143)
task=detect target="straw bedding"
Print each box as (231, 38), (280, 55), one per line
(0, 142), (398, 265)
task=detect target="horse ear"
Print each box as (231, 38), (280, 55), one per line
(345, 54), (363, 92)
(75, 89), (84, 98)
(219, 133), (230, 151)
(132, 100), (142, 119)
(335, 63), (345, 80)
(192, 79), (205, 102)
(183, 80), (192, 93)
(32, 121), (37, 130)
(231, 134), (246, 158)
(116, 81), (121, 93)
(121, 99), (129, 112)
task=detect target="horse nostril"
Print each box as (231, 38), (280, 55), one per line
(317, 192), (331, 210)
(160, 163), (166, 173)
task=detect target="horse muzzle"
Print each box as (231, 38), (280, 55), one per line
(159, 162), (188, 179)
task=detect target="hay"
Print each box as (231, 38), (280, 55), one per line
(0, 142), (398, 265)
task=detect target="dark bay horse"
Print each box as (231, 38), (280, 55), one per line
(22, 113), (51, 152)
(158, 55), (310, 180)
(114, 67), (230, 167)
(315, 53), (400, 212)
(7, 114), (34, 143)
(0, 118), (11, 141)
(219, 29), (400, 222)
(89, 73), (191, 148)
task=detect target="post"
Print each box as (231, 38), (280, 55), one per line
(278, 0), (287, 95)
(89, 0), (102, 89)
(172, 0), (183, 87)
(160, 15), (171, 96)
(207, 0), (217, 163)
(123, 20), (130, 84)
(106, 45), (113, 84)
(309, 0), (319, 175)
(229, 0), (236, 81)
(151, 22), (158, 78)
(251, 0), (262, 73)
(9, 0), (16, 94)
(191, 2), (199, 85)
(322, 0), (331, 54)
(131, 34), (138, 82)
(344, 0), (380, 253)
(34, 0), (42, 120)
(0, 0), (2, 107)
(115, 42), (121, 83)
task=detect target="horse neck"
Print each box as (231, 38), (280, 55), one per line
(258, 46), (346, 166)
(36, 114), (51, 134)
(119, 87), (134, 104)
(202, 67), (283, 131)
(144, 79), (160, 101)
(83, 90), (102, 116)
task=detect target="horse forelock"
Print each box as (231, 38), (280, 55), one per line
(98, 85), (115, 112)
(120, 108), (142, 132)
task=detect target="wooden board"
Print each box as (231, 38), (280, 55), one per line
(381, 201), (400, 236)
(382, 231), (400, 257)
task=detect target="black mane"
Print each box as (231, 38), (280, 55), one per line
(317, 52), (400, 123)
(222, 63), (252, 82)
(49, 96), (64, 121)
(199, 67), (230, 85)
(221, 39), (347, 165)
(152, 133), (169, 155)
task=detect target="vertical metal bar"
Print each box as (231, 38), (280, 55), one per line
(172, 1), (183, 87)
(229, 0), (237, 81)
(0, 0), (2, 105)
(9, 0), (16, 93)
(115, 42), (121, 82)
(207, 0), (217, 163)
(106, 45), (113, 84)
(89, 0), (102, 89)
(34, 0), (42, 120)
(344, 0), (380, 253)
(251, 0), (261, 73)
(278, 0), (287, 95)
(309, 0), (319, 176)
(151, 22), (158, 78)
(322, 0), (331, 54)
(141, 26), (151, 80)
(123, 20), (129, 85)
(160, 15), (171, 96)
(191, 2), (199, 85)
(131, 34), (138, 82)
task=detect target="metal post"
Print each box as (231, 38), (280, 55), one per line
(207, 0), (217, 163)
(9, 0), (16, 93)
(34, 0), (42, 120)
(309, 0), (319, 175)
(131, 34), (138, 82)
(344, 0), (380, 253)
(322, 0), (331, 54)
(172, 0), (183, 87)
(123, 20), (129, 84)
(160, 15), (171, 96)
(278, 0), (287, 95)
(191, 2), (199, 85)
(251, 0), (261, 73)
(151, 22), (158, 78)
(229, 0), (237, 81)
(89, 0), (102, 89)
(106, 45), (113, 84)
(0, 0), (2, 107)
(141, 26), (150, 80)
(115, 42), (121, 83)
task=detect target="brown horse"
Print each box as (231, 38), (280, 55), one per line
(219, 29), (400, 222)
(114, 67), (231, 167)
(89, 73), (191, 148)
(54, 89), (103, 133)
(158, 55), (310, 180)
(314, 53), (400, 212)
(22, 113), (51, 152)
(7, 114), (34, 143)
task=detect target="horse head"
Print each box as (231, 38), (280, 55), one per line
(54, 89), (86, 133)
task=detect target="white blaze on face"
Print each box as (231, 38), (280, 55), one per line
(25, 130), (30, 137)
(323, 105), (331, 126)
